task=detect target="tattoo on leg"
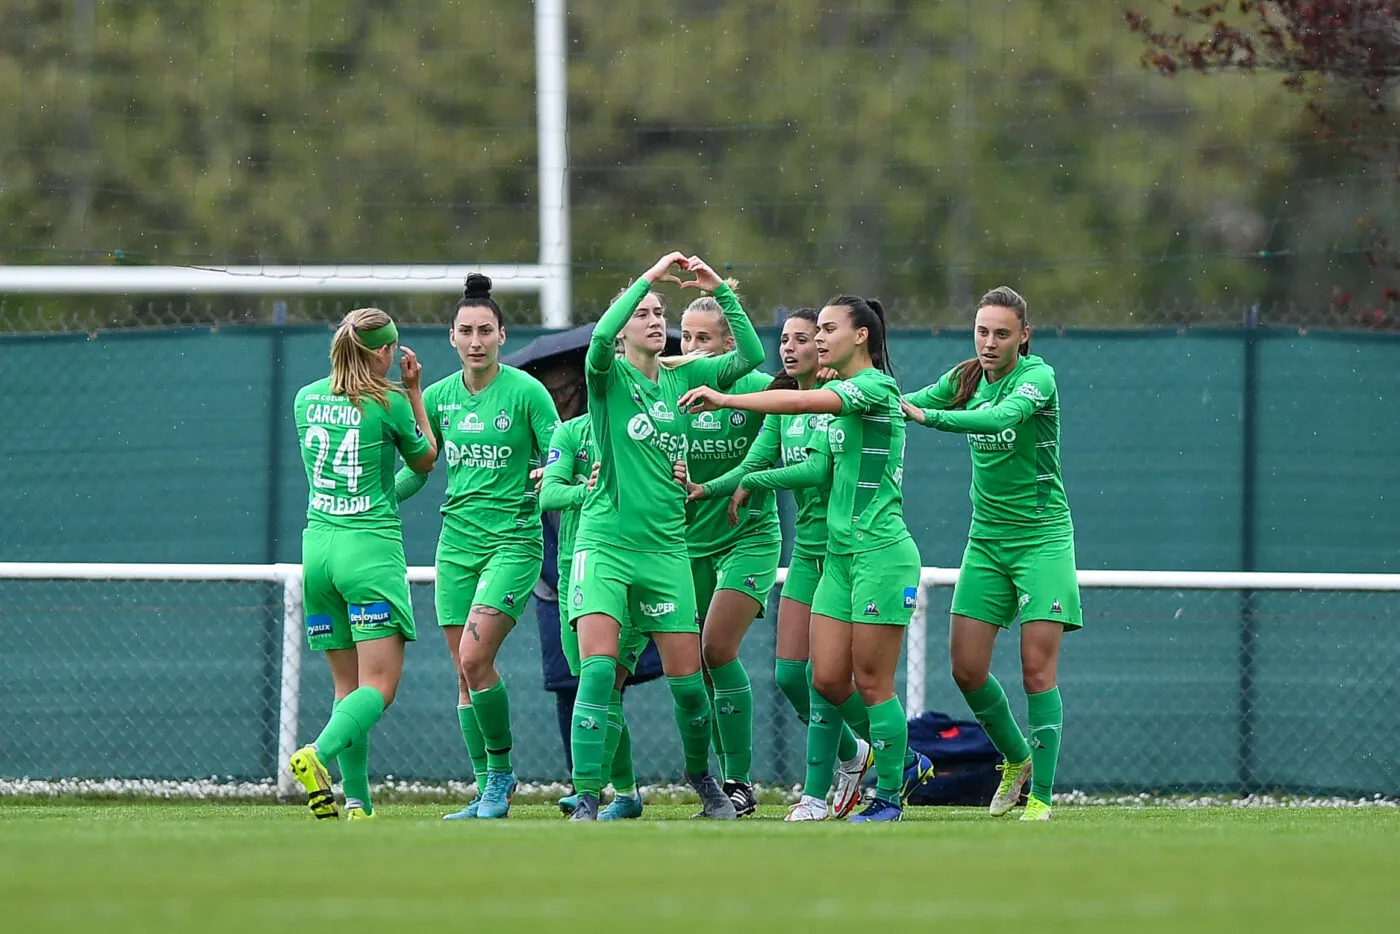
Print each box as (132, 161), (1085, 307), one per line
(466, 620), (481, 642)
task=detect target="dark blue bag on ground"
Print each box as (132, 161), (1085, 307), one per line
(904, 710), (1024, 807)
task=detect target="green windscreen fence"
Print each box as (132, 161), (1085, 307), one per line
(2, 327), (1397, 792)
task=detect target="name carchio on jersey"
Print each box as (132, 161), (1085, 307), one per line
(447, 440), (513, 469)
(305, 403), (362, 426)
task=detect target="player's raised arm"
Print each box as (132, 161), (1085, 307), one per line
(587, 251), (689, 374)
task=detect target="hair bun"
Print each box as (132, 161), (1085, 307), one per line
(463, 273), (493, 300)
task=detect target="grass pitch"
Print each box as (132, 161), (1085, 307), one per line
(1, 801), (1396, 933)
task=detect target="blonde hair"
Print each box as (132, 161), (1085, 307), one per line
(660, 278), (741, 368)
(330, 307), (401, 410)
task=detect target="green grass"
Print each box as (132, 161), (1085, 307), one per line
(2, 802), (1397, 933)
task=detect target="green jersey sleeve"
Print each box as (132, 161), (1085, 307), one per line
(740, 442), (830, 493)
(821, 368), (912, 555)
(393, 380), (445, 502)
(903, 367), (961, 421)
(923, 364), (1054, 433)
(540, 418), (588, 513)
(700, 413), (780, 499)
(587, 279), (649, 375)
(675, 282), (765, 391)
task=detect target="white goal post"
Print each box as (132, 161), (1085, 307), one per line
(3, 561), (1399, 796)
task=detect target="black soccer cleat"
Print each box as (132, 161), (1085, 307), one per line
(723, 780), (758, 818)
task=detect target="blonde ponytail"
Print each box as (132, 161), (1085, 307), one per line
(329, 307), (401, 410)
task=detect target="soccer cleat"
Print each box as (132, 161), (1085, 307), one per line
(558, 792), (580, 816)
(990, 756), (1033, 817)
(569, 793), (600, 821)
(287, 745), (338, 820)
(599, 792), (644, 821)
(345, 807), (375, 821)
(1020, 797), (1052, 822)
(443, 795), (480, 820)
(900, 751), (936, 803)
(687, 772), (738, 820)
(832, 738), (873, 818)
(784, 796), (829, 822)
(476, 771), (517, 819)
(849, 797), (903, 822)
(723, 780), (758, 818)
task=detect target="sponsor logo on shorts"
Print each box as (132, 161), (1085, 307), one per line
(349, 601), (393, 630)
(547, 448), (562, 465)
(504, 592), (515, 608)
(864, 601), (879, 616)
(306, 614), (334, 637)
(627, 413), (655, 441)
(1018, 593), (1032, 610)
(743, 575), (756, 590)
(1051, 600), (1062, 615)
(626, 649), (638, 664)
(494, 410), (512, 431)
(457, 412), (486, 433)
(414, 424), (424, 438)
(576, 716), (600, 731)
(903, 587), (917, 609)
(728, 410), (746, 427)
(693, 411), (722, 432)
(640, 601), (676, 618)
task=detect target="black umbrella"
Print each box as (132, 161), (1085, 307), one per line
(504, 323), (683, 375)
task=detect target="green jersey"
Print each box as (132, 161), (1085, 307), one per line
(825, 368), (911, 555)
(685, 370), (782, 556)
(539, 414), (596, 563)
(412, 365), (560, 551)
(904, 353), (1071, 543)
(703, 408), (832, 555)
(577, 278), (764, 553)
(294, 377), (430, 530)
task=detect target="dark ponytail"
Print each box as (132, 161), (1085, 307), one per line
(769, 307), (820, 390)
(457, 272), (503, 327)
(950, 285), (1029, 409)
(826, 294), (895, 378)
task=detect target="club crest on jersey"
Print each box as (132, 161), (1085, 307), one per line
(649, 399), (676, 422)
(457, 412), (486, 433)
(864, 601), (879, 616)
(494, 410), (512, 431)
(729, 411), (746, 427)
(693, 411), (722, 431)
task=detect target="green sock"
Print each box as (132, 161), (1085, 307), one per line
(709, 659), (753, 783)
(312, 686), (384, 763)
(1027, 686), (1063, 806)
(607, 693), (638, 796)
(803, 686), (844, 798)
(457, 705), (488, 780)
(331, 699), (372, 814)
(570, 656), (616, 796)
(668, 671), (714, 776)
(834, 692), (871, 742)
(962, 675), (1032, 764)
(468, 679), (514, 773)
(774, 658), (811, 724)
(602, 690), (624, 789)
(704, 676), (726, 776)
(867, 696), (909, 804)
(797, 662), (860, 763)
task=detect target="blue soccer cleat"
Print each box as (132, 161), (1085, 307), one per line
(476, 771), (517, 819)
(901, 752), (936, 802)
(849, 798), (903, 822)
(558, 792), (581, 816)
(599, 792), (643, 821)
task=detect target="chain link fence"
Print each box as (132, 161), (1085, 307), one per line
(1, 569), (1396, 796)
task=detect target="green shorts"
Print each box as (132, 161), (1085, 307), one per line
(435, 539), (542, 627)
(561, 609), (650, 678)
(570, 543), (697, 638)
(951, 535), (1082, 630)
(779, 549), (825, 606)
(302, 526), (416, 652)
(691, 534), (782, 621)
(811, 536), (921, 626)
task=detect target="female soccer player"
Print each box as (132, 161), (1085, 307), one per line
(395, 274), (560, 820)
(680, 295), (929, 822)
(901, 286), (1079, 822)
(566, 251), (763, 822)
(687, 308), (872, 820)
(675, 288), (783, 817)
(288, 307), (437, 820)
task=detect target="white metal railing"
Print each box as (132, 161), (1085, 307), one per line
(5, 562), (1399, 795)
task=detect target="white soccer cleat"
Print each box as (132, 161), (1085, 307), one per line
(831, 737), (873, 819)
(989, 755), (1033, 816)
(784, 795), (829, 822)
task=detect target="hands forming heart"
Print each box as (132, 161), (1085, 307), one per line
(645, 252), (726, 293)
